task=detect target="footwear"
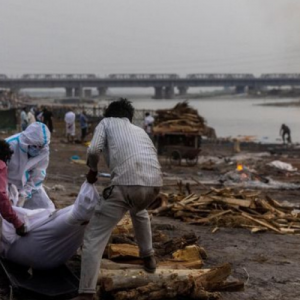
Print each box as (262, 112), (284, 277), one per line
(143, 255), (156, 273)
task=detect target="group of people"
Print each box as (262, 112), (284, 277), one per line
(0, 121), (53, 240)
(20, 106), (53, 133)
(1, 98), (162, 300)
(64, 110), (89, 143)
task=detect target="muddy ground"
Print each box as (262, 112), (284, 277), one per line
(1, 132), (300, 300)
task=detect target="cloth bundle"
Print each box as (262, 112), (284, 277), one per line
(1, 182), (100, 269)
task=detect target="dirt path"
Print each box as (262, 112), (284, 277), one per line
(1, 137), (300, 299)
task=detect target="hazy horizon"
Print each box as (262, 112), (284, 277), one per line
(1, 0), (299, 76)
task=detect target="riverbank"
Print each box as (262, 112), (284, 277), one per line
(1, 135), (300, 299)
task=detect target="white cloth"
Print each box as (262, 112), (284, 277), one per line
(64, 111), (76, 124)
(6, 122), (53, 209)
(65, 111), (76, 136)
(27, 111), (36, 124)
(1, 182), (100, 269)
(66, 123), (75, 136)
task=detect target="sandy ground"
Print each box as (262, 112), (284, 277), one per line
(1, 133), (300, 300)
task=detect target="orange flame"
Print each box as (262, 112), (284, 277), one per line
(237, 163), (243, 171)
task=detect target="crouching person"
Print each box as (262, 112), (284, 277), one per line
(5, 122), (54, 209)
(72, 98), (163, 300)
(0, 140), (26, 237)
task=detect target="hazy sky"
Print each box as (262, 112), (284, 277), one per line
(0, 0), (299, 76)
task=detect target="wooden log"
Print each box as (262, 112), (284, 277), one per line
(209, 196), (252, 208)
(107, 244), (139, 259)
(113, 280), (196, 300)
(241, 212), (282, 233)
(187, 210), (232, 225)
(159, 259), (203, 269)
(99, 268), (211, 291)
(155, 233), (198, 256)
(193, 263), (232, 292)
(172, 245), (203, 262)
(101, 259), (203, 270)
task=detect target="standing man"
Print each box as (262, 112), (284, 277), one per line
(72, 98), (162, 300)
(280, 124), (292, 144)
(20, 107), (28, 131)
(43, 107), (54, 133)
(64, 110), (76, 143)
(0, 140), (26, 236)
(27, 108), (36, 125)
(79, 110), (88, 143)
(144, 112), (155, 139)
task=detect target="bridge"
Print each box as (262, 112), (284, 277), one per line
(0, 73), (300, 99)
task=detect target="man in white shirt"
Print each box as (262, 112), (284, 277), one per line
(20, 107), (28, 131)
(72, 98), (163, 300)
(64, 110), (76, 143)
(144, 112), (155, 139)
(27, 108), (36, 125)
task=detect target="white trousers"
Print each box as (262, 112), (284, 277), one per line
(79, 185), (159, 294)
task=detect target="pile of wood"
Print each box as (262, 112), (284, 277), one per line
(150, 187), (300, 234)
(97, 222), (243, 299)
(153, 101), (215, 137)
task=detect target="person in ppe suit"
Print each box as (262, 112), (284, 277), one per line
(5, 122), (54, 209)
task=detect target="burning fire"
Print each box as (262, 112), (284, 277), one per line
(236, 163), (243, 171)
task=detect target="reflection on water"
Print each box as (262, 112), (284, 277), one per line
(127, 97), (299, 143)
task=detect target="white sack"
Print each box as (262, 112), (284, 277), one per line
(1, 182), (100, 269)
(267, 160), (297, 172)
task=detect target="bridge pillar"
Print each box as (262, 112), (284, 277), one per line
(98, 87), (107, 97)
(65, 88), (73, 97)
(74, 87), (83, 98)
(235, 85), (246, 94)
(154, 87), (164, 99)
(165, 86), (175, 99)
(178, 86), (188, 96)
(84, 89), (92, 98)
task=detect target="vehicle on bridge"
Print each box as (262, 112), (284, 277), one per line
(108, 73), (180, 79)
(21, 74), (97, 79)
(186, 73), (255, 79)
(260, 73), (300, 79)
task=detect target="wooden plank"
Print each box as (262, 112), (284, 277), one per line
(241, 212), (282, 233)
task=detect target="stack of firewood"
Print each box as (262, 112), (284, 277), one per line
(153, 101), (213, 135)
(149, 187), (300, 234)
(97, 219), (244, 300)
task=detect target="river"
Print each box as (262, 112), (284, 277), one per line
(125, 97), (300, 144)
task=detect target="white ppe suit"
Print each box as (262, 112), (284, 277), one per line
(5, 122), (54, 209)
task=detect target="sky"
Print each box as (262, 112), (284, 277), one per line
(0, 0), (300, 77)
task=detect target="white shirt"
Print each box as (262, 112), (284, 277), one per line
(64, 111), (75, 124)
(88, 118), (163, 187)
(144, 115), (154, 134)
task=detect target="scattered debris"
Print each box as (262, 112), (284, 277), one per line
(150, 188), (300, 234)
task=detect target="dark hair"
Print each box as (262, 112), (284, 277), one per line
(104, 98), (134, 122)
(145, 112), (150, 117)
(0, 140), (13, 163)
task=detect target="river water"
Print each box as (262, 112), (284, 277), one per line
(31, 91), (300, 143)
(124, 97), (300, 144)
